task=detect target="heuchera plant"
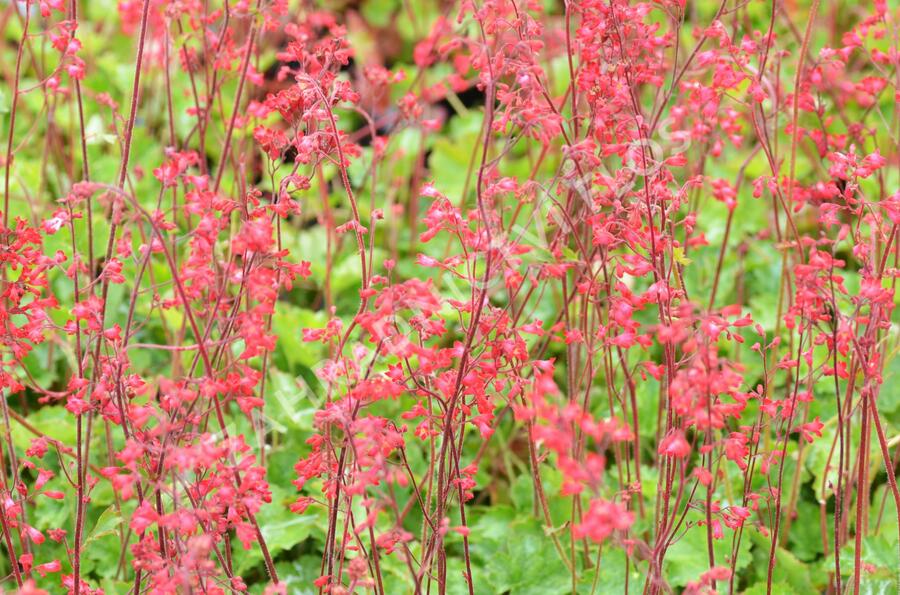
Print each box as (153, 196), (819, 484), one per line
(0, 0), (899, 593)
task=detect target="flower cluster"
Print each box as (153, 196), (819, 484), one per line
(1, 0), (898, 593)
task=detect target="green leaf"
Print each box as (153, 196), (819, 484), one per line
(673, 246), (692, 266)
(265, 369), (319, 433)
(84, 505), (123, 547)
(272, 302), (327, 371)
(468, 506), (571, 594)
(744, 581), (799, 595)
(235, 486), (323, 574)
(749, 530), (817, 592)
(664, 519), (752, 588)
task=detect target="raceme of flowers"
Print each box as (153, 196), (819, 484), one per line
(0, 0), (898, 594)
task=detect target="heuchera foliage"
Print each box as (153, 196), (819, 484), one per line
(0, 0), (899, 593)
